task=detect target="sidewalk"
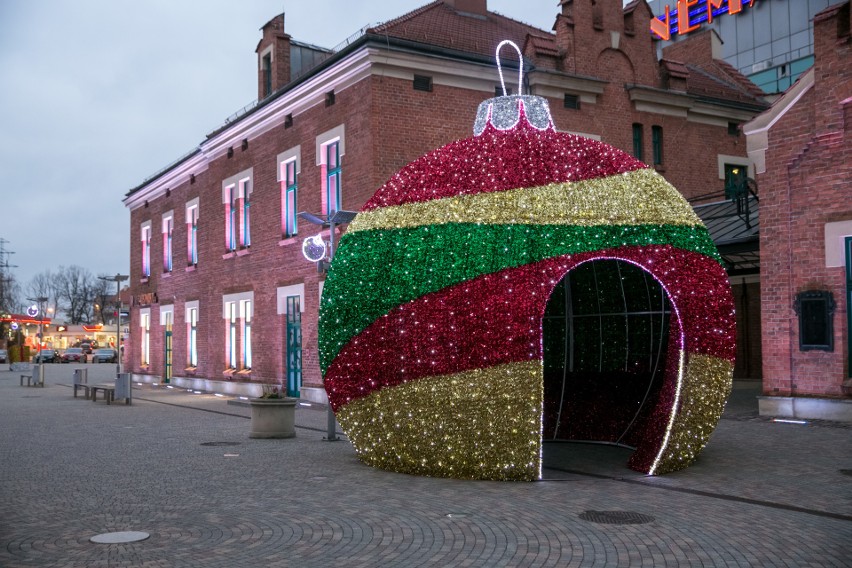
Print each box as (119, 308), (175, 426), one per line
(0, 365), (849, 567)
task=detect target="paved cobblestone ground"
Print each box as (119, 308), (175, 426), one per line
(1, 367), (849, 567)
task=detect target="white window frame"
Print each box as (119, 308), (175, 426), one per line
(162, 211), (174, 273)
(223, 291), (254, 370)
(276, 284), (305, 315)
(185, 300), (199, 367)
(277, 146), (301, 238)
(186, 198), (199, 266)
(316, 125), (345, 215)
(140, 221), (152, 278)
(222, 168), (253, 251)
(140, 307), (151, 366)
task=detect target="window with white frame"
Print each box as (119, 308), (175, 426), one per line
(223, 291), (253, 371)
(316, 125), (345, 216)
(226, 301), (237, 368)
(277, 146), (300, 238)
(243, 300), (252, 370)
(141, 221), (152, 278)
(222, 168), (253, 252)
(140, 308), (150, 366)
(162, 211), (174, 273)
(186, 198), (199, 266)
(186, 300), (199, 367)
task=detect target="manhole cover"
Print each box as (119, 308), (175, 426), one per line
(840, 469), (852, 477)
(579, 510), (655, 525)
(200, 441), (241, 447)
(90, 531), (150, 544)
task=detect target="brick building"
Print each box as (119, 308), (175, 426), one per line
(123, 0), (767, 402)
(744, 1), (851, 418)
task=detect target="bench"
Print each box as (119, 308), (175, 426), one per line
(91, 384), (118, 404)
(20, 365), (44, 387)
(91, 375), (132, 405)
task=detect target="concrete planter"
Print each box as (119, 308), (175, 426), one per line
(249, 398), (297, 438)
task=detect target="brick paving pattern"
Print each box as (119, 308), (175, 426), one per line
(1, 367), (849, 567)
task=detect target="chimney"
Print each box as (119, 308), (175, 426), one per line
(812, 1), (851, 134)
(443, 0), (488, 16)
(256, 14), (291, 100)
(661, 28), (723, 67)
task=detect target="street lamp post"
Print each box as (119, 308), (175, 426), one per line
(26, 296), (48, 384)
(298, 209), (358, 442)
(99, 274), (129, 378)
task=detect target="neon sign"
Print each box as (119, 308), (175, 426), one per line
(651, 0), (758, 41)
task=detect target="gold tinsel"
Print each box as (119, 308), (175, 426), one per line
(348, 168), (701, 234)
(651, 353), (734, 475)
(336, 361), (544, 481)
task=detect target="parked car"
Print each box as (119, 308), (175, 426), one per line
(33, 349), (58, 363)
(79, 342), (96, 354)
(91, 348), (117, 364)
(61, 347), (86, 363)
(0, 348), (7, 363)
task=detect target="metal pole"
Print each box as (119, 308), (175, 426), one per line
(325, 219), (339, 441)
(99, 274), (128, 378)
(115, 279), (121, 378)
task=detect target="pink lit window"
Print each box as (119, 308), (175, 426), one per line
(162, 216), (173, 272)
(141, 224), (152, 278)
(186, 203), (199, 265)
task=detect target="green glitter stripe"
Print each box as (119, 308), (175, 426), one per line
(319, 223), (721, 373)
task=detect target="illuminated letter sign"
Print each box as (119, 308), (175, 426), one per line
(651, 0), (757, 40)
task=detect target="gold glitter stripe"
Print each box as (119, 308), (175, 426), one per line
(348, 168), (701, 233)
(336, 360), (543, 481)
(646, 353), (734, 475)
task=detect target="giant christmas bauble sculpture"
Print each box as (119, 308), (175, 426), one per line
(319, 48), (735, 481)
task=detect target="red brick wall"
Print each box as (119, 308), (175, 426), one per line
(758, 4), (851, 396)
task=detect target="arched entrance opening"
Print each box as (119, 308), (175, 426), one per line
(542, 259), (673, 454)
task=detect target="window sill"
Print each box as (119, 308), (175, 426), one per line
(140, 277), (149, 284)
(185, 264), (196, 273)
(654, 164), (665, 173)
(279, 236), (298, 246)
(184, 367), (197, 375)
(162, 272), (171, 279)
(236, 248), (251, 257)
(222, 251), (236, 260)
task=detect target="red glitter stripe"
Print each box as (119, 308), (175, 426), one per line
(325, 246), (735, 411)
(362, 121), (647, 211)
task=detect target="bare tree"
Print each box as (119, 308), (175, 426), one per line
(55, 265), (97, 324)
(27, 271), (61, 320)
(92, 276), (112, 325)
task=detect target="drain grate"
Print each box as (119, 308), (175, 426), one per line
(200, 441), (241, 447)
(840, 469), (852, 477)
(579, 510), (655, 525)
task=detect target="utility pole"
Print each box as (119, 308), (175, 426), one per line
(0, 238), (18, 313)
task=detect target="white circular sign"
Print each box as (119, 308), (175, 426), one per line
(26, 304), (39, 318)
(302, 233), (327, 263)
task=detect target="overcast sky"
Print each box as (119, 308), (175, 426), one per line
(0, 1), (633, 292)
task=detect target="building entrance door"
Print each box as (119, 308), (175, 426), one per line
(846, 236), (852, 378)
(285, 295), (302, 397)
